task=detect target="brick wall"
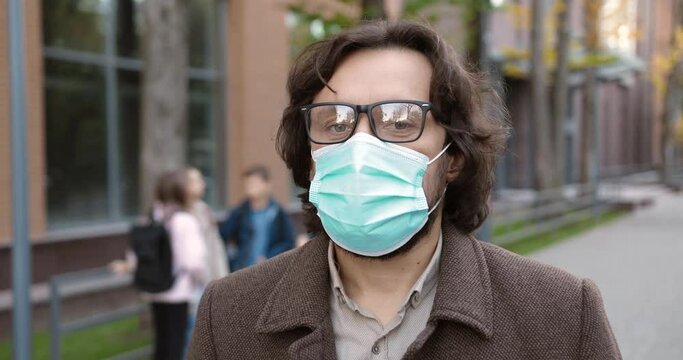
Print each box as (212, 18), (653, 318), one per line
(25, 0), (47, 238)
(225, 0), (291, 207)
(0, 0), (47, 246)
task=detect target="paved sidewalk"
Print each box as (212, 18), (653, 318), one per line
(532, 187), (683, 359)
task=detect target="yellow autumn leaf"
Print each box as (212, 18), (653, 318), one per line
(501, 47), (529, 60)
(503, 64), (526, 79)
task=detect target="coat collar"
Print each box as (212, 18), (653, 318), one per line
(255, 221), (494, 341)
(430, 222), (494, 338)
(255, 232), (332, 334)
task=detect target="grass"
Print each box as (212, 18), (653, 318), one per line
(0, 316), (151, 360)
(492, 218), (528, 238)
(495, 210), (626, 255)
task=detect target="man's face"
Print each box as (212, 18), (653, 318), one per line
(244, 175), (271, 201)
(310, 48), (450, 255)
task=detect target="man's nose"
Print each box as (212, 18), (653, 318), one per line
(353, 113), (374, 137)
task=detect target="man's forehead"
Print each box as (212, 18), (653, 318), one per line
(314, 48), (432, 104)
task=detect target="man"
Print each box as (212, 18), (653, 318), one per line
(218, 165), (295, 271)
(190, 21), (621, 359)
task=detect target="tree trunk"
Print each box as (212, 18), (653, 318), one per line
(531, 0), (554, 190)
(579, 0), (601, 185)
(465, 10), (484, 69)
(139, 0), (188, 211)
(552, 0), (572, 187)
(362, 0), (385, 20)
(660, 0), (683, 185)
(461, 1), (491, 71)
(580, 70), (596, 184)
(661, 60), (683, 184)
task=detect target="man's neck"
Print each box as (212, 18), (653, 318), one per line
(333, 214), (442, 325)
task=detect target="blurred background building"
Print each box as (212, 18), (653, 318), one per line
(489, 0), (679, 188)
(0, 0), (294, 335)
(1, 0), (682, 347)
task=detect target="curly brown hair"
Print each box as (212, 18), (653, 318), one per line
(276, 20), (509, 235)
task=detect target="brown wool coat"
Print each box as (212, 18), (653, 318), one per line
(188, 222), (621, 359)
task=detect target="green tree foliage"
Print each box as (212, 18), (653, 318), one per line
(288, 7), (356, 59)
(362, 0), (386, 19)
(404, 0), (495, 60)
(288, 0), (496, 61)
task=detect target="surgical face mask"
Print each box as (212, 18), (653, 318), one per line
(309, 132), (451, 257)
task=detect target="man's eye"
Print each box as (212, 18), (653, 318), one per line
(330, 124), (349, 133)
(394, 121), (409, 130)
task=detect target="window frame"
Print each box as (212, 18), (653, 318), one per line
(43, 0), (227, 231)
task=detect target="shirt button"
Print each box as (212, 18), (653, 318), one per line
(372, 343), (380, 355)
(411, 293), (420, 307)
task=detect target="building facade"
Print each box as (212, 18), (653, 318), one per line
(0, 0), (293, 293)
(487, 0), (679, 187)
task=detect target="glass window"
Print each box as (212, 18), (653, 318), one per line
(45, 59), (108, 227)
(117, 74), (222, 217)
(188, 79), (219, 205)
(188, 0), (218, 69)
(116, 0), (142, 59)
(118, 69), (142, 217)
(43, 0), (224, 229)
(43, 0), (107, 53)
(116, 0), (219, 69)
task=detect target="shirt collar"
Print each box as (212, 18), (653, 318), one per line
(327, 234), (443, 311)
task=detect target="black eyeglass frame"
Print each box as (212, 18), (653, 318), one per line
(300, 99), (433, 145)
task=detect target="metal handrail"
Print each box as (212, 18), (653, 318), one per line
(49, 267), (151, 360)
(490, 181), (622, 246)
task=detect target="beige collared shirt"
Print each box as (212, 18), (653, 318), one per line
(328, 236), (442, 360)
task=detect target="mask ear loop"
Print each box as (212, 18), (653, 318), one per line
(427, 188), (448, 215)
(427, 142), (452, 165)
(426, 143), (453, 214)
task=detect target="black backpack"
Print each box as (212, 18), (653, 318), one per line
(130, 215), (175, 293)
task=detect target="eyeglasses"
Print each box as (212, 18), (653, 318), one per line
(301, 100), (432, 144)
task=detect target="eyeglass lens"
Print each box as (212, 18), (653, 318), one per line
(307, 102), (424, 143)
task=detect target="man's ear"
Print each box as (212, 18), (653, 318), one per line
(445, 153), (464, 183)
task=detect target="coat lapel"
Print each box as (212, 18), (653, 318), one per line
(287, 315), (337, 360)
(431, 223), (494, 336)
(254, 234), (336, 359)
(404, 223), (495, 358)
